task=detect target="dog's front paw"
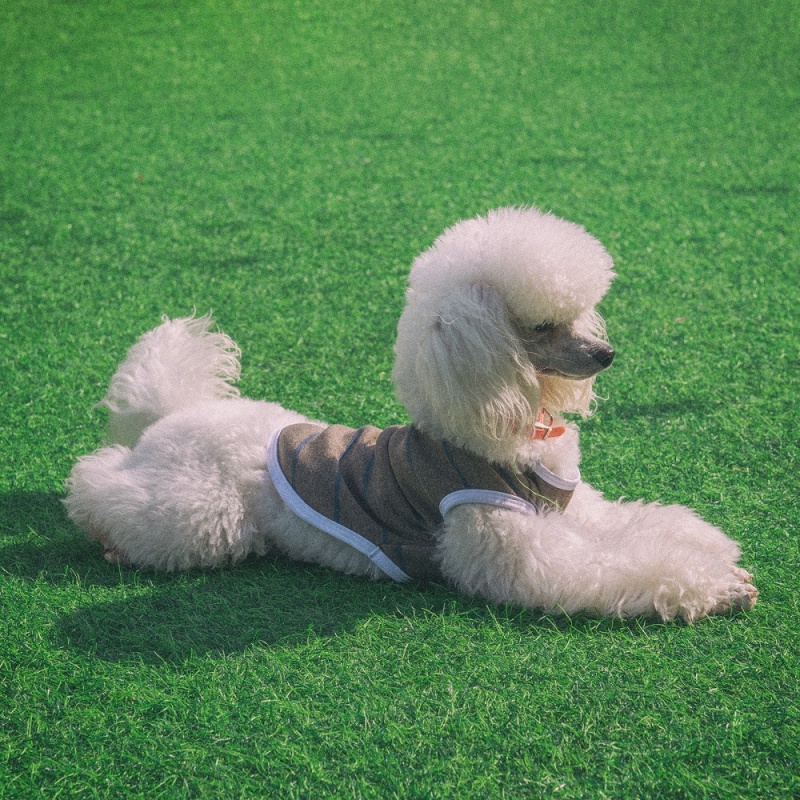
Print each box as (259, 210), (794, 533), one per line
(681, 566), (758, 622)
(714, 567), (759, 614)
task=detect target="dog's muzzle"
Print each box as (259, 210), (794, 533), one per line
(522, 325), (615, 380)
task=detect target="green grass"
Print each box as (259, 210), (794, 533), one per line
(2, 0), (799, 797)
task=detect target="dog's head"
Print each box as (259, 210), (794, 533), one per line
(392, 207), (615, 457)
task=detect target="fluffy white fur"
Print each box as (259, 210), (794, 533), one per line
(65, 207), (757, 622)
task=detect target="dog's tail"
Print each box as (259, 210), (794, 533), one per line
(99, 314), (241, 447)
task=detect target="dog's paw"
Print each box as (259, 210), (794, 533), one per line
(672, 565), (758, 623)
(103, 546), (131, 566)
(721, 567), (759, 613)
(686, 566), (758, 622)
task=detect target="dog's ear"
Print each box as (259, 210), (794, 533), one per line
(393, 283), (540, 449)
(426, 282), (519, 382)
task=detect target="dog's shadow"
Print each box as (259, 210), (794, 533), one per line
(3, 491), (664, 666)
(55, 561), (462, 663)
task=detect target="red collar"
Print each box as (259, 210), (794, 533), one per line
(531, 409), (566, 440)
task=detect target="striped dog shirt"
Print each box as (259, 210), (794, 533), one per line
(266, 423), (579, 583)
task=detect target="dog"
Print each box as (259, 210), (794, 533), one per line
(65, 207), (758, 621)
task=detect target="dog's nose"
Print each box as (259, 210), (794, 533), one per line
(595, 346), (615, 369)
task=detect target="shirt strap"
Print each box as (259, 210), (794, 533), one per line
(267, 428), (412, 582)
(439, 489), (540, 517)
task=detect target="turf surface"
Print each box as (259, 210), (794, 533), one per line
(2, 0), (799, 797)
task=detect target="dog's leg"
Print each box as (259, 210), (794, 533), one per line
(565, 484), (758, 620)
(437, 492), (757, 622)
(65, 398), (305, 571)
(65, 436), (255, 571)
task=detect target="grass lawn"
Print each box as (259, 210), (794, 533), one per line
(2, 0), (798, 797)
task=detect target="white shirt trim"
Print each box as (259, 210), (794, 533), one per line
(439, 461), (579, 517)
(439, 489), (540, 517)
(531, 461), (580, 491)
(266, 429), (412, 582)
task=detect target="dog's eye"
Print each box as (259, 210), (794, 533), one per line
(533, 323), (554, 333)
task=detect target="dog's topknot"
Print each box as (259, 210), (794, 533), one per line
(407, 206), (615, 325)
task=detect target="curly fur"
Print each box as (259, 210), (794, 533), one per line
(99, 313), (242, 447)
(393, 209), (612, 462)
(64, 207), (757, 622)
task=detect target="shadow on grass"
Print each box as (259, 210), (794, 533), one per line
(53, 572), (660, 666)
(0, 490), (124, 585)
(2, 491), (667, 665)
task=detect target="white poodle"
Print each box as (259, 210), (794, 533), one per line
(65, 207), (758, 622)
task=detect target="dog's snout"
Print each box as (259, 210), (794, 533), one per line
(595, 346), (615, 370)
(522, 327), (615, 379)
